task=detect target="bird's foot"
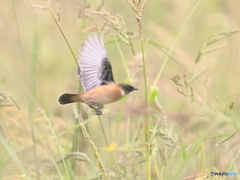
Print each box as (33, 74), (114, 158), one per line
(94, 110), (102, 116)
(97, 105), (104, 110)
(89, 105), (103, 115)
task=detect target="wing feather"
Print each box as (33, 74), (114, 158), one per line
(78, 34), (115, 92)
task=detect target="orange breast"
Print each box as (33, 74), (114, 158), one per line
(82, 84), (124, 106)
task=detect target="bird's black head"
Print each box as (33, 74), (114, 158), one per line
(119, 83), (138, 95)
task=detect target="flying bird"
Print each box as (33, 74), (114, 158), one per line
(58, 34), (138, 115)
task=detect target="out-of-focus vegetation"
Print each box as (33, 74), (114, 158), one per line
(0, 0), (240, 179)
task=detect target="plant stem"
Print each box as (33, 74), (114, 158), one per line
(47, 7), (78, 67)
(141, 37), (151, 180)
(153, 0), (204, 88)
(78, 114), (108, 180)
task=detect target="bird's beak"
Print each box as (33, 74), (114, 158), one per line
(133, 88), (138, 90)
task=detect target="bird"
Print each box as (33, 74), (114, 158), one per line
(58, 34), (138, 115)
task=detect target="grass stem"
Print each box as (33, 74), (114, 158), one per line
(152, 0), (203, 88)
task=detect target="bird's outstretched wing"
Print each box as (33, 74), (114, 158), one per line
(78, 34), (115, 93)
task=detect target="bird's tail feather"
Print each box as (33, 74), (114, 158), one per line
(58, 93), (83, 105)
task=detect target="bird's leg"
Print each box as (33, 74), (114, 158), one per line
(94, 110), (102, 115)
(89, 105), (98, 110)
(89, 105), (103, 115)
(97, 104), (104, 109)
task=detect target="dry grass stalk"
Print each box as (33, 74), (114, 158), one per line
(0, 91), (20, 110)
(206, 29), (240, 46)
(78, 3), (91, 20)
(96, 0), (105, 11)
(32, 5), (48, 10)
(45, 0), (51, 6)
(154, 98), (166, 121)
(190, 87), (194, 103)
(184, 173), (208, 180)
(201, 43), (227, 54)
(126, 0), (138, 13)
(3, 175), (30, 180)
(171, 74), (196, 102)
(139, 0), (147, 19)
(133, 0), (141, 6)
(196, 29), (240, 63)
(94, 11), (130, 44)
(170, 75), (184, 87)
(73, 107), (109, 180)
(56, 3), (61, 24)
(126, 0), (148, 40)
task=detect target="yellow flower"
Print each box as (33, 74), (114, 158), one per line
(107, 143), (118, 152)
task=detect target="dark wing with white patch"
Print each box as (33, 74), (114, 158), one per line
(100, 57), (115, 85)
(78, 34), (115, 93)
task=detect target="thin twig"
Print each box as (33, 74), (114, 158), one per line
(126, 0), (138, 13)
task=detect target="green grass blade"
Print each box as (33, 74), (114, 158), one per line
(0, 135), (30, 178)
(152, 0), (204, 88)
(172, 123), (212, 180)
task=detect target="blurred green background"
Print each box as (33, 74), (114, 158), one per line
(0, 0), (240, 179)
